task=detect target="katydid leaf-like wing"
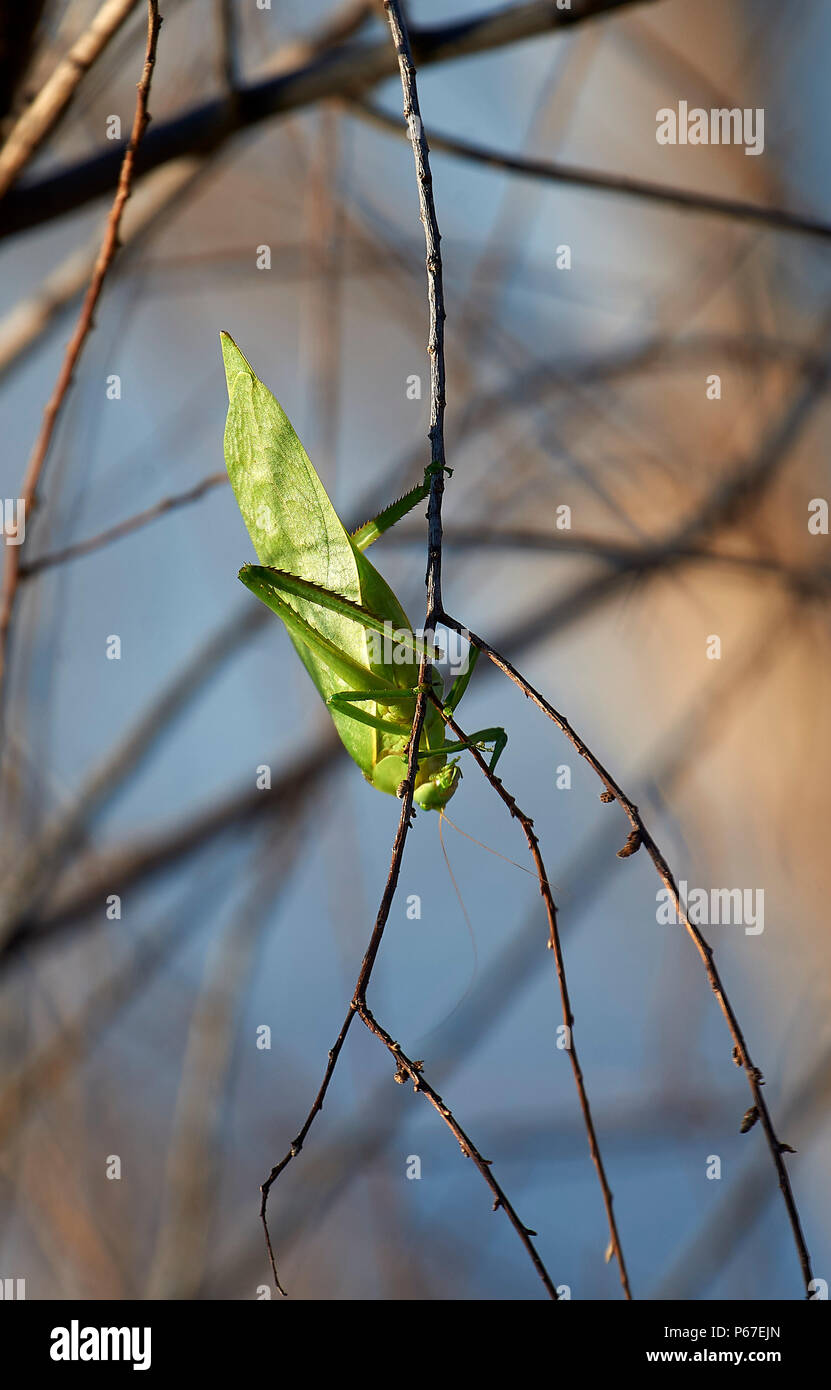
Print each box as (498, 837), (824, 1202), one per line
(221, 333), (419, 776)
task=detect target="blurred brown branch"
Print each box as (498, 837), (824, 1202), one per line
(0, 0), (660, 243)
(0, 0), (143, 202)
(355, 98), (831, 244)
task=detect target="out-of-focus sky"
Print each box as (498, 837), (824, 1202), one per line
(1, 0), (830, 1300)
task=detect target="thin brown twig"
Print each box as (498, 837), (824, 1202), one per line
(0, 0), (162, 709)
(439, 612), (815, 1296)
(253, 610), (796, 1283)
(355, 1002), (559, 1298)
(429, 693), (632, 1298)
(18, 471), (227, 579)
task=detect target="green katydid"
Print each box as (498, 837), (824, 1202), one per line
(221, 333), (506, 810)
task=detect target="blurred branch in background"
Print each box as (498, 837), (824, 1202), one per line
(1, 0), (830, 1301)
(354, 98), (831, 244)
(0, 0), (657, 241)
(0, 0), (142, 202)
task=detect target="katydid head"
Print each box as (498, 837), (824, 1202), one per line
(414, 757), (462, 811)
(369, 748), (461, 809)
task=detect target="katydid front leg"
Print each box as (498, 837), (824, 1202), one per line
(351, 461), (452, 552)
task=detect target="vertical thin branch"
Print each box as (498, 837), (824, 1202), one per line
(0, 0), (162, 711)
(383, 0), (447, 622)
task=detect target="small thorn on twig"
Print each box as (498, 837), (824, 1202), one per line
(524, 1226), (538, 1237)
(732, 1044), (743, 1067)
(604, 1239), (615, 1264)
(778, 1142), (798, 1155)
(617, 829), (642, 858)
(492, 1198), (502, 1212)
(740, 1105), (760, 1134)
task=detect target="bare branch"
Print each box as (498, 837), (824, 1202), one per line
(18, 471), (227, 579)
(357, 1003), (559, 1298)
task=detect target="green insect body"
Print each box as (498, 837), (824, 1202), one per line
(221, 333), (506, 811)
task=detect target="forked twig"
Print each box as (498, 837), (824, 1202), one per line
(0, 0), (162, 708)
(440, 614), (814, 1295)
(429, 693), (632, 1299)
(354, 1002), (558, 1298)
